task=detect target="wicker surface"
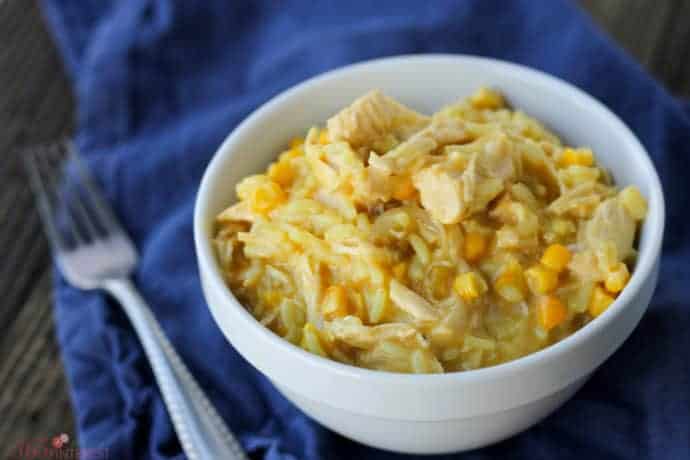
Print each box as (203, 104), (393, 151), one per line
(1, 0), (688, 457)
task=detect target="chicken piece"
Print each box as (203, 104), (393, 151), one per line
(351, 163), (396, 204)
(327, 90), (430, 150)
(412, 131), (515, 224)
(370, 117), (470, 175)
(389, 279), (439, 322)
(327, 316), (376, 348)
(368, 135), (437, 174)
(413, 157), (504, 225)
(424, 117), (472, 145)
(354, 116), (474, 208)
(445, 134), (518, 182)
(520, 140), (560, 198)
(413, 165), (464, 224)
(481, 134), (518, 181)
(583, 197), (636, 261)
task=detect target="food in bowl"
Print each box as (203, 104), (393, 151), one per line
(212, 88), (647, 374)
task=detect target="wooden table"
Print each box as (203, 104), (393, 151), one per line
(1, 0), (688, 456)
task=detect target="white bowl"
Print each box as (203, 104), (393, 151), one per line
(194, 55), (664, 454)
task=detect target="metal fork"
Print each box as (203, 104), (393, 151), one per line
(25, 141), (248, 460)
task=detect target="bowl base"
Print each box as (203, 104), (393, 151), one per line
(277, 375), (589, 455)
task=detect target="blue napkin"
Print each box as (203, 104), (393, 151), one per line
(41, 0), (690, 459)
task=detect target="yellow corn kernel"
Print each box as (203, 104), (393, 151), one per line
(464, 232), (488, 263)
(300, 323), (329, 357)
(321, 285), (349, 320)
(267, 161), (294, 186)
(604, 262), (630, 293)
(251, 182), (286, 213)
(236, 175), (287, 214)
(392, 262), (408, 280)
(537, 295), (568, 331)
(469, 87), (505, 110)
(289, 137), (305, 148)
(618, 186), (648, 221)
(393, 177), (417, 201)
(318, 130), (330, 145)
(525, 265), (559, 294)
(454, 271), (488, 302)
(541, 244), (572, 272)
(494, 264), (527, 303)
(589, 286), (615, 318)
(559, 147), (594, 167)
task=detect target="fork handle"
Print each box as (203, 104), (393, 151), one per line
(104, 279), (247, 460)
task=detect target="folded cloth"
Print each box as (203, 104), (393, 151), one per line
(41, 0), (690, 458)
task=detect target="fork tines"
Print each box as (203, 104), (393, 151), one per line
(24, 140), (118, 251)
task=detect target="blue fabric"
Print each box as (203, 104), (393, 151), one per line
(40, 0), (690, 459)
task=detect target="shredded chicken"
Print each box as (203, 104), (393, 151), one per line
(327, 90), (430, 150)
(583, 197), (636, 260)
(413, 165), (465, 224)
(481, 134), (518, 180)
(413, 155), (504, 224)
(327, 316), (376, 348)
